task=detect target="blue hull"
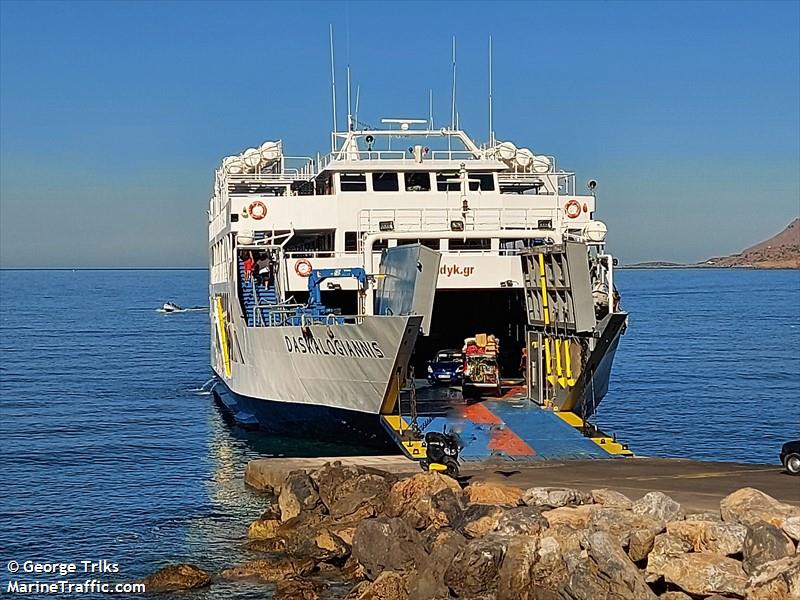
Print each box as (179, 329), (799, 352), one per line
(212, 382), (396, 450)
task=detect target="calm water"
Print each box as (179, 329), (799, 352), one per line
(0, 268), (798, 597)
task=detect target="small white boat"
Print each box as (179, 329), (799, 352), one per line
(162, 302), (182, 313)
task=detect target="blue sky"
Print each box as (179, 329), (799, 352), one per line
(1, 0), (798, 267)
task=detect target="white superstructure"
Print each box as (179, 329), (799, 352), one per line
(210, 122), (606, 297)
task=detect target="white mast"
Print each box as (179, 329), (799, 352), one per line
(488, 35), (494, 147)
(329, 24), (338, 151)
(450, 36), (457, 131)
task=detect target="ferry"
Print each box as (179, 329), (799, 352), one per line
(208, 120), (629, 458)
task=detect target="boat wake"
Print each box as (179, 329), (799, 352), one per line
(157, 302), (206, 314)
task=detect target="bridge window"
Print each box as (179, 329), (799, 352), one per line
(316, 174), (333, 195)
(372, 172), (399, 191)
(469, 173), (495, 191)
(340, 173), (367, 192)
(436, 172), (460, 192)
(404, 172), (431, 192)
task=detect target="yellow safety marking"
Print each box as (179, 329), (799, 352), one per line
(555, 411), (633, 456)
(380, 415), (427, 459)
(555, 411), (584, 427)
(537, 254), (550, 325)
(590, 437), (634, 456)
(555, 339), (566, 388)
(429, 463), (448, 471)
(544, 338), (554, 384)
(564, 339), (576, 386)
(215, 296), (231, 377)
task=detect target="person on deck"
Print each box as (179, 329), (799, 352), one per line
(243, 252), (255, 281)
(256, 254), (274, 288)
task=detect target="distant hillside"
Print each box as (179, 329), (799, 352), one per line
(704, 219), (800, 269)
(623, 261), (686, 268)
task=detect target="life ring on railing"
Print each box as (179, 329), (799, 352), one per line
(565, 200), (582, 219)
(295, 259), (313, 277)
(248, 200), (267, 220)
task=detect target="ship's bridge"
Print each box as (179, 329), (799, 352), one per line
(316, 119), (574, 196)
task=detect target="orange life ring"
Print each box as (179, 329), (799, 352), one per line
(295, 259), (313, 277)
(248, 200), (267, 220)
(565, 200), (581, 219)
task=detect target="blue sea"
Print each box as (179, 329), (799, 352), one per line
(0, 268), (798, 598)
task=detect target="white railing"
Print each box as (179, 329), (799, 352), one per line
(319, 149), (482, 169)
(357, 207), (558, 235)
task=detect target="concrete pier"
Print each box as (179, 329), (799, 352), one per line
(245, 456), (800, 513)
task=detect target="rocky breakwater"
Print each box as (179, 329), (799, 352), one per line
(144, 463), (800, 599)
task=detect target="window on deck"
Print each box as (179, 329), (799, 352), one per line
(436, 172), (460, 192)
(404, 172), (431, 192)
(372, 172), (399, 191)
(449, 238), (491, 251)
(397, 239), (441, 250)
(469, 173), (495, 191)
(340, 173), (367, 192)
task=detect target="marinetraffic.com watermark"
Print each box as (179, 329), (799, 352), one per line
(5, 560), (145, 595)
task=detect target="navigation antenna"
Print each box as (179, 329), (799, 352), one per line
(450, 36), (457, 131)
(346, 1), (353, 131)
(429, 89), (434, 129)
(488, 35), (494, 147)
(329, 24), (337, 151)
(355, 85), (361, 129)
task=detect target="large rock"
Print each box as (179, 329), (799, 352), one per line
(782, 516), (800, 543)
(221, 558), (315, 582)
(657, 593), (693, 600)
(141, 564), (211, 592)
(646, 533), (693, 580)
(279, 470), (321, 521)
(744, 555), (800, 600)
(667, 519), (747, 555)
(458, 504), (504, 538)
(542, 504), (599, 529)
(351, 517), (426, 581)
(561, 531), (657, 600)
(633, 491), (685, 523)
(496, 535), (539, 600)
(522, 486), (588, 509)
(743, 522), (796, 574)
(385, 472), (463, 530)
(685, 511), (722, 522)
(496, 506), (548, 536)
(247, 518), (282, 540)
(545, 523), (584, 554)
(259, 485), (282, 521)
(465, 481), (524, 507)
(312, 462), (395, 520)
(658, 552), (748, 597)
(591, 488), (633, 509)
(351, 571), (409, 600)
(275, 578), (320, 600)
(720, 488), (800, 528)
(529, 535), (570, 596)
(411, 529), (466, 599)
(284, 526), (351, 562)
(587, 506), (665, 546)
(444, 534), (509, 597)
(428, 488), (465, 529)
(628, 528), (657, 562)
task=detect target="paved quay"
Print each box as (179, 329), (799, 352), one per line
(245, 455), (799, 513)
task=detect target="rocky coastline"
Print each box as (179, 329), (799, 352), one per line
(143, 462), (800, 599)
